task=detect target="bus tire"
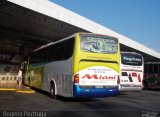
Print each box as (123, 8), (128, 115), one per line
(50, 83), (56, 98)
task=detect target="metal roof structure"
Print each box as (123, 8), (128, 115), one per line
(0, 0), (160, 62)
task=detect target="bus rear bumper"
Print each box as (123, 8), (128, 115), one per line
(119, 85), (142, 92)
(73, 85), (119, 98)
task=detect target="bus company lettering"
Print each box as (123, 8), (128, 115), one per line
(82, 74), (116, 80)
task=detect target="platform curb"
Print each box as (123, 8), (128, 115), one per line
(0, 86), (35, 93)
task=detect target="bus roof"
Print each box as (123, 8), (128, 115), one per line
(33, 33), (77, 52)
(33, 32), (118, 52)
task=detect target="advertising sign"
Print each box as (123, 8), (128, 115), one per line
(79, 66), (118, 86)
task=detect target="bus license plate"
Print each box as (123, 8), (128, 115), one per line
(95, 86), (103, 88)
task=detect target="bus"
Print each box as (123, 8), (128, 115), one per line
(119, 52), (144, 91)
(25, 33), (120, 98)
(143, 62), (160, 90)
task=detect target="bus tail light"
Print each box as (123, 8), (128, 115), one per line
(74, 74), (79, 84)
(117, 75), (120, 84)
(138, 74), (141, 82)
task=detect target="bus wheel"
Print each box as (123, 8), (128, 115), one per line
(50, 83), (56, 98)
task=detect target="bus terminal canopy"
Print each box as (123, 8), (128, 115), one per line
(0, 0), (160, 62)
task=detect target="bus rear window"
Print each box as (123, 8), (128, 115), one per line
(80, 35), (118, 54)
(121, 53), (142, 66)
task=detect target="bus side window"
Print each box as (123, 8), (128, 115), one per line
(63, 38), (74, 60)
(54, 42), (65, 61)
(47, 41), (65, 62)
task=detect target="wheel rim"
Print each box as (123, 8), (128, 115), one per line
(50, 85), (55, 97)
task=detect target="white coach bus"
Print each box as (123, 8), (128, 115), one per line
(119, 52), (144, 91)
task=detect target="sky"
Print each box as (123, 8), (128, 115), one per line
(49, 0), (160, 53)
